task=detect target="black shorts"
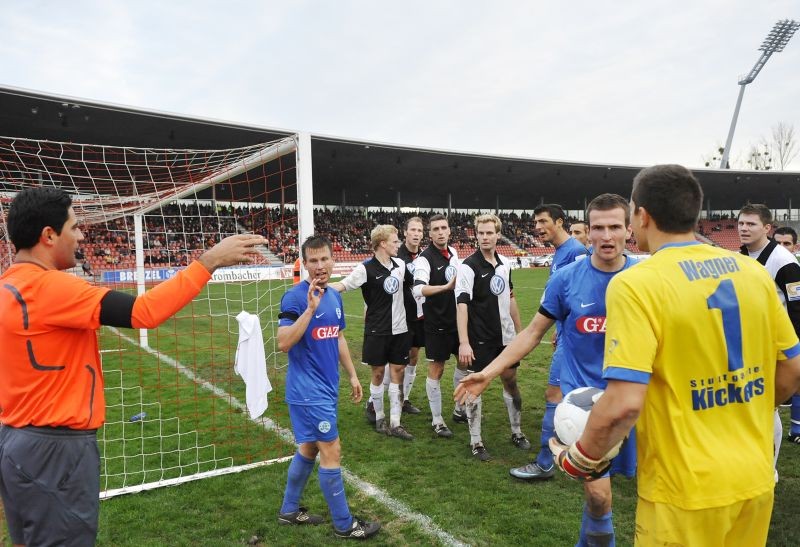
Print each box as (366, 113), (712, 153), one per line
(0, 425), (100, 546)
(468, 342), (520, 373)
(425, 330), (459, 363)
(361, 332), (412, 366)
(409, 320), (425, 348)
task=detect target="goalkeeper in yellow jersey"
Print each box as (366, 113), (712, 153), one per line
(550, 164), (800, 546)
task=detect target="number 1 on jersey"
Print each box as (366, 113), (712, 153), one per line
(706, 279), (743, 371)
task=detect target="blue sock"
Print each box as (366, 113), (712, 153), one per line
(280, 452), (315, 514)
(791, 395), (800, 436)
(318, 466), (353, 532)
(536, 402), (557, 469)
(578, 506), (614, 547)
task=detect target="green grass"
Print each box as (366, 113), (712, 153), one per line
(3, 268), (799, 546)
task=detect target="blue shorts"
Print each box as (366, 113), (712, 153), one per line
(548, 357), (562, 387)
(288, 403), (339, 443)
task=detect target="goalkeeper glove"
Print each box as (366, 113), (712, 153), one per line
(549, 438), (611, 481)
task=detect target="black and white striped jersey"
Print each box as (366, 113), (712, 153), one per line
(455, 250), (515, 346)
(412, 245), (459, 334)
(397, 244), (423, 322)
(741, 240), (800, 335)
(340, 256), (411, 335)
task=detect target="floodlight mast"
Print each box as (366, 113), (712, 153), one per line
(719, 19), (800, 169)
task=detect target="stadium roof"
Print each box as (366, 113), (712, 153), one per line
(2, 84), (800, 212)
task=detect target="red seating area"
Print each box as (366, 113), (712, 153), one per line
(3, 206), (660, 274)
(697, 219), (741, 251)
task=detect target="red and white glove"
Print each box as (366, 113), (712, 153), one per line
(549, 437), (611, 481)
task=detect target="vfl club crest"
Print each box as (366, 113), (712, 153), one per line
(406, 262), (415, 274)
(383, 276), (400, 294)
(489, 275), (505, 295)
(318, 420), (331, 433)
(336, 307), (342, 319)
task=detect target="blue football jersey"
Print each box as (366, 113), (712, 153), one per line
(550, 237), (588, 275)
(279, 281), (347, 405)
(541, 256), (637, 393)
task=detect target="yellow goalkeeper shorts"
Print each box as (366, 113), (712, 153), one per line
(634, 490), (773, 546)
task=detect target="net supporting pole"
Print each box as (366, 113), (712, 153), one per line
(296, 132), (314, 276)
(134, 213), (148, 348)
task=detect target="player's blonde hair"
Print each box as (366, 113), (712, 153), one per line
(474, 213), (502, 233)
(371, 224), (398, 251)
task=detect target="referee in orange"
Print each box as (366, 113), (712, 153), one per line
(0, 187), (265, 546)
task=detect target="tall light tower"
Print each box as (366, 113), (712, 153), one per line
(719, 19), (800, 169)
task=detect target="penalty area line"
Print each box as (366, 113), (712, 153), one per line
(107, 327), (468, 547)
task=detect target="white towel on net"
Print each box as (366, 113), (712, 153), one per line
(235, 311), (272, 419)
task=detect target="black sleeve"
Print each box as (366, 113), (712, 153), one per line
(99, 290), (135, 328)
(775, 262), (800, 336)
(278, 311), (299, 321)
(538, 305), (557, 320)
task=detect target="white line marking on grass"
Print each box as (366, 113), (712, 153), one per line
(108, 327), (468, 547)
(342, 470), (469, 547)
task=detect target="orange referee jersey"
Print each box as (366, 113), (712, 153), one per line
(0, 261), (212, 429)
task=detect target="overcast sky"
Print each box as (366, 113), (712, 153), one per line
(2, 1), (799, 169)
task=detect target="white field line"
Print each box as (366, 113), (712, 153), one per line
(108, 327), (469, 547)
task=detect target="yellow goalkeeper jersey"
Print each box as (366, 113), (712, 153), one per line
(602, 241), (800, 510)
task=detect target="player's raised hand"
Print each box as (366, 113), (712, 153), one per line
(198, 234), (267, 273)
(454, 371), (490, 405)
(349, 375), (363, 404)
(307, 278), (324, 312)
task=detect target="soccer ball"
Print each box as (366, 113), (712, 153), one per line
(553, 386), (605, 446)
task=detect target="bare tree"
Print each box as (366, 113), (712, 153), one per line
(771, 123), (798, 170)
(703, 144), (728, 168)
(745, 138), (773, 170)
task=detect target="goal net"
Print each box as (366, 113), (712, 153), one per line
(0, 134), (314, 497)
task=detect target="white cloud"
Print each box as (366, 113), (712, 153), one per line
(1, 0), (798, 168)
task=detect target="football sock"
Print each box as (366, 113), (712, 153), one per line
(791, 394), (800, 435)
(426, 377), (443, 425)
(467, 395), (483, 445)
(370, 383), (385, 421)
(403, 365), (417, 401)
(453, 368), (468, 413)
(536, 402), (557, 469)
(388, 383), (402, 428)
(503, 389), (522, 435)
(579, 506), (614, 547)
(318, 466), (353, 532)
(280, 452), (315, 514)
(382, 364), (390, 390)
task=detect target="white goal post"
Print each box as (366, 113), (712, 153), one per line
(0, 132), (314, 497)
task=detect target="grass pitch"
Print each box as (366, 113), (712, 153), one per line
(2, 268), (797, 546)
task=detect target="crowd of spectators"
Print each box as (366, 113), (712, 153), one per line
(66, 204), (587, 271)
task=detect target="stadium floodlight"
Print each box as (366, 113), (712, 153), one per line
(719, 19), (800, 169)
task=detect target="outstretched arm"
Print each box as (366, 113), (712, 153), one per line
(455, 312), (555, 403)
(100, 234), (266, 329)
